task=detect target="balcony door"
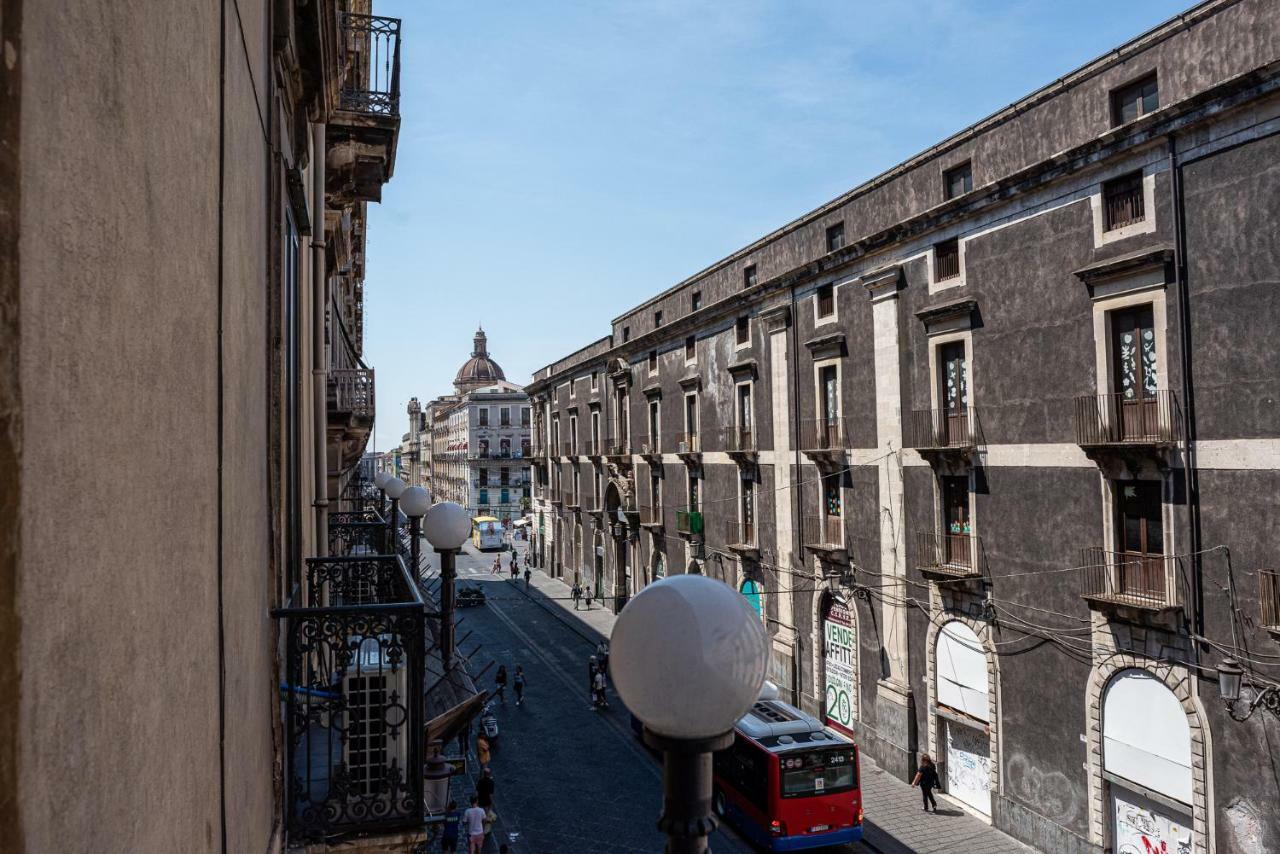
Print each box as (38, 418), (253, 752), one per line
(942, 476), (970, 567)
(1111, 305), (1157, 440)
(940, 342), (968, 446)
(737, 384), (753, 449)
(1116, 480), (1163, 598)
(819, 365), (839, 448)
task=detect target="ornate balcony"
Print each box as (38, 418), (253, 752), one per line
(327, 368), (376, 475)
(273, 554), (426, 842)
(673, 432), (701, 465)
(915, 531), (983, 580)
(327, 13), (402, 205)
(724, 519), (759, 560)
(720, 426), (758, 463)
(634, 433), (662, 463)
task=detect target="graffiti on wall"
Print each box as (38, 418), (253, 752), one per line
(1004, 752), (1081, 826)
(1113, 790), (1191, 854)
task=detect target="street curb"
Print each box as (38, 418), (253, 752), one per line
(508, 576), (610, 648)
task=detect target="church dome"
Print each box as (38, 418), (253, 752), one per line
(454, 327), (506, 390)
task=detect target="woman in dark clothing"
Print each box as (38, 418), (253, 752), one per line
(476, 767), (496, 810)
(494, 665), (508, 704)
(911, 754), (939, 812)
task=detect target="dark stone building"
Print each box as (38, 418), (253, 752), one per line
(527, 2), (1280, 851)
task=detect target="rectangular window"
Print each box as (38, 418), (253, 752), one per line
(691, 291), (702, 311)
(650, 472), (662, 507)
(622, 326), (630, 342)
(617, 390), (630, 444)
(500, 467), (510, 485)
(744, 264), (757, 288)
(741, 477), (755, 543)
(1117, 480), (1163, 556)
(685, 335), (696, 362)
(1111, 73), (1158, 126)
(735, 316), (750, 346)
(649, 349), (658, 373)
(479, 408), (489, 426)
(935, 238), (960, 281)
(649, 400), (660, 442)
(820, 365), (839, 424)
(1103, 172), (1145, 231)
(826, 222), (845, 252)
(501, 488), (509, 505)
(737, 384), (752, 433)
(500, 407), (511, 426)
(944, 162), (972, 199)
(685, 394), (698, 437)
(595, 466), (603, 508)
(591, 371), (598, 390)
(569, 379), (576, 398)
(479, 489), (489, 505)
(591, 411), (600, 451)
(823, 472), (841, 518)
(479, 469), (489, 487)
(688, 471), (700, 510)
(816, 284), (834, 319)
(521, 407), (530, 427)
(654, 310), (663, 327)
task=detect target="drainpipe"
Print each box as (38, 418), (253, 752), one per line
(1168, 136), (1203, 648)
(312, 121), (329, 553)
(789, 282), (803, 705)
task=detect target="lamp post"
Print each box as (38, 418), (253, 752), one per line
(423, 501), (471, 672)
(611, 574), (769, 853)
(374, 470), (391, 518)
(384, 476), (407, 554)
(1218, 658), (1280, 722)
(401, 486), (432, 579)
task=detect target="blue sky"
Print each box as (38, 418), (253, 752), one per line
(365, 0), (1189, 450)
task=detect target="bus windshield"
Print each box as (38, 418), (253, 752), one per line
(779, 748), (858, 798)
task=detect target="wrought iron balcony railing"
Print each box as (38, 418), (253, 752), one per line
(329, 368), (375, 418)
(338, 13), (402, 117)
(274, 553), (425, 841)
(673, 432), (700, 455)
(1074, 390), (1181, 447)
(1261, 570), (1280, 630)
(633, 433), (661, 456)
(675, 508), (703, 536)
(607, 437), (633, 457)
(637, 504), (663, 526)
(916, 531), (983, 579)
(799, 418), (846, 453)
(803, 514), (844, 549)
(1080, 547), (1184, 611)
(906, 407), (979, 451)
(330, 517), (390, 556)
(725, 519), (756, 548)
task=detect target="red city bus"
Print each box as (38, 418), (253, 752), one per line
(712, 692), (862, 850)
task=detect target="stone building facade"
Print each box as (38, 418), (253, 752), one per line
(528, 3), (1280, 851)
(3, 1), (403, 850)
(419, 329), (533, 521)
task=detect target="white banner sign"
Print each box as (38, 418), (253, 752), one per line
(823, 604), (856, 732)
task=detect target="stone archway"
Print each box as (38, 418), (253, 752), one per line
(812, 584), (860, 735)
(1086, 654), (1211, 852)
(924, 611), (1001, 820)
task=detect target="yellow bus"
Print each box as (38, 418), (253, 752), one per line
(472, 516), (505, 551)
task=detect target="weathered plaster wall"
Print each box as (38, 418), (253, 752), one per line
(16, 1), (276, 851)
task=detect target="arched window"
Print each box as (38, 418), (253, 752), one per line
(652, 550), (666, 581)
(739, 578), (763, 616)
(935, 621), (992, 817)
(1102, 669), (1193, 852)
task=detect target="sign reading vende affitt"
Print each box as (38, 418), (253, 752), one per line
(823, 601), (856, 734)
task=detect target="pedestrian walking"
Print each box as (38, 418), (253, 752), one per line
(592, 667), (608, 710)
(509, 559), (518, 581)
(476, 731), (491, 767)
(513, 666), (526, 706)
(477, 767), (496, 806)
(571, 583), (582, 610)
(491, 556), (501, 575)
(494, 665), (508, 704)
(587, 655), (598, 704)
(463, 795), (487, 854)
(440, 800), (461, 853)
(523, 567), (531, 589)
(584, 587), (593, 610)
(912, 754), (939, 812)
(595, 640), (610, 675)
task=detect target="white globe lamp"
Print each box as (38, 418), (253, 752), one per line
(400, 486), (432, 518)
(423, 501), (471, 551)
(384, 476), (408, 500)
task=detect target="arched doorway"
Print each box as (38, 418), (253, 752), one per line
(821, 592), (858, 737)
(1102, 669), (1193, 853)
(739, 578), (763, 617)
(651, 549), (666, 584)
(935, 621), (992, 817)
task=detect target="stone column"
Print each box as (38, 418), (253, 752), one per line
(761, 305), (797, 691)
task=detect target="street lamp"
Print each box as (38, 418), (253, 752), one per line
(424, 501), (471, 672)
(374, 470), (392, 517)
(401, 486), (432, 579)
(1218, 658), (1280, 722)
(384, 476), (407, 554)
(611, 574), (769, 853)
